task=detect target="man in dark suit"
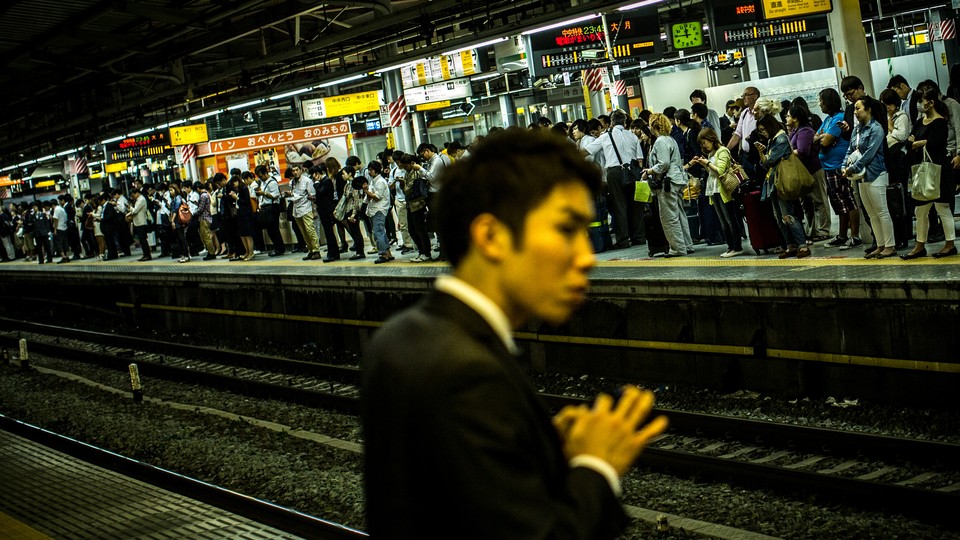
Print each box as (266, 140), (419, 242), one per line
(362, 131), (668, 539)
(888, 74), (920, 126)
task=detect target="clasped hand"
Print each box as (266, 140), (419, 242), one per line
(553, 386), (669, 476)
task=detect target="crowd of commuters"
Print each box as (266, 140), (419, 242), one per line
(3, 71), (957, 264)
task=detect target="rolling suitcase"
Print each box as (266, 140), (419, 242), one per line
(741, 189), (784, 255)
(645, 197), (670, 257)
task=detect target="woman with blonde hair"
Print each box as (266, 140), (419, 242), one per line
(642, 113), (694, 257)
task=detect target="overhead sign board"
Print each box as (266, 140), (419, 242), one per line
(105, 132), (172, 163)
(104, 162), (128, 174)
(197, 122), (351, 157)
(301, 90), (383, 121)
(400, 51), (480, 89)
(526, 9), (664, 77)
(707, 0), (829, 47)
(169, 123), (209, 146)
(760, 0), (832, 20)
(404, 78), (472, 107)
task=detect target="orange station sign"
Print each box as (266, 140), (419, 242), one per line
(197, 121), (351, 157)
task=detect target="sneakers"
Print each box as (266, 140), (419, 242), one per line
(824, 236), (848, 248)
(838, 237), (863, 251)
(178, 256), (189, 263)
(720, 249), (744, 258)
(409, 254), (431, 263)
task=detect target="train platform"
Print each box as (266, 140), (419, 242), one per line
(1, 232), (957, 405)
(0, 427), (306, 539)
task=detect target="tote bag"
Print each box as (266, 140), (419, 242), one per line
(910, 147), (941, 202)
(774, 153), (815, 200)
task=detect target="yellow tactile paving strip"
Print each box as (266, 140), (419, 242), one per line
(0, 512), (52, 540)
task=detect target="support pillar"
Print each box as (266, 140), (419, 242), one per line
(499, 93), (517, 128)
(383, 69), (416, 153)
(827, 0), (872, 94)
(412, 112), (426, 147)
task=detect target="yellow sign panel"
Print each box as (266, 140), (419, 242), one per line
(416, 100), (451, 111)
(460, 50), (475, 75)
(760, 0), (832, 20)
(105, 162), (128, 174)
(323, 91), (381, 117)
(35, 180), (56, 188)
(169, 123), (209, 146)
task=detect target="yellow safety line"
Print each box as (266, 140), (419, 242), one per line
(116, 303), (958, 373)
(0, 511), (53, 540)
(597, 257), (960, 267)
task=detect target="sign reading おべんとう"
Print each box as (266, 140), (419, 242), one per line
(196, 122), (351, 157)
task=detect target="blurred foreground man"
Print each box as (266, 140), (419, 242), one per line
(362, 131), (669, 539)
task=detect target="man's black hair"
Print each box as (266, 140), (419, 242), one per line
(840, 76), (864, 94)
(689, 89), (707, 103)
(887, 74), (909, 90)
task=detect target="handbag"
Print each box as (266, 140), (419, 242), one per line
(634, 181), (652, 203)
(407, 197), (427, 213)
(608, 131), (641, 186)
(719, 160), (748, 193)
(774, 153), (815, 200)
(333, 192), (350, 221)
(910, 146), (941, 202)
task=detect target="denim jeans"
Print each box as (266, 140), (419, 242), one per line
(371, 211), (388, 255)
(771, 193), (806, 248)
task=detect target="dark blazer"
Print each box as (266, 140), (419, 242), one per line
(362, 291), (627, 540)
(101, 202), (118, 233)
(314, 176), (336, 216)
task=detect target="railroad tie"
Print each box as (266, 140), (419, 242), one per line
(783, 455), (828, 469)
(816, 460), (860, 475)
(750, 450), (791, 464)
(894, 471), (939, 486)
(854, 466), (898, 481)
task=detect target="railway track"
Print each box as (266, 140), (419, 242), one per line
(2, 319), (958, 528)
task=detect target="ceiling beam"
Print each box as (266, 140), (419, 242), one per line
(112, 1), (202, 26)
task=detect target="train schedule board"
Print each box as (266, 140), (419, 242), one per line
(707, 0), (829, 48)
(399, 50), (481, 89)
(526, 8), (663, 77)
(105, 132), (172, 163)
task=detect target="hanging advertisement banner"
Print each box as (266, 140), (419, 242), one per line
(197, 121), (351, 157)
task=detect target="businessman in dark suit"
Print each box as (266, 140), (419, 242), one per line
(362, 131), (668, 539)
(888, 74), (920, 127)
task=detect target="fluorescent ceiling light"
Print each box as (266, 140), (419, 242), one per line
(520, 14), (598, 36)
(316, 73), (367, 88)
(374, 60), (418, 74)
(164, 119), (187, 128)
(472, 72), (503, 82)
(441, 37), (508, 56)
(101, 135), (126, 144)
(37, 154), (57, 162)
(17, 160), (37, 167)
(56, 148), (79, 157)
(270, 87), (314, 100)
(617, 0), (667, 10)
(127, 127), (153, 137)
(189, 109), (224, 121)
(1, 165), (15, 172)
(226, 99), (265, 111)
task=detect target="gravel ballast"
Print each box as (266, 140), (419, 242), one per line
(2, 354), (957, 539)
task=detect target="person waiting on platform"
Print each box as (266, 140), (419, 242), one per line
(362, 129), (668, 539)
(692, 128), (744, 257)
(643, 112), (694, 257)
(126, 187), (152, 262)
(902, 86), (957, 260)
(237, 172), (259, 261)
(362, 161), (393, 264)
(286, 165), (322, 261)
(756, 113), (811, 258)
(168, 184), (190, 263)
(841, 98), (896, 259)
(786, 105), (830, 242)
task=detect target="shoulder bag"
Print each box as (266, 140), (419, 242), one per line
(333, 191), (350, 221)
(608, 131), (641, 186)
(719, 158), (748, 193)
(910, 146), (941, 201)
(774, 152), (815, 200)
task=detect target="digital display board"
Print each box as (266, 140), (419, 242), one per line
(761, 0), (832, 20)
(105, 132), (172, 163)
(526, 9), (664, 77)
(707, 0), (829, 47)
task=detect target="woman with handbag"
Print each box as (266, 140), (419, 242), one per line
(756, 114), (811, 258)
(902, 88), (956, 259)
(787, 105), (831, 242)
(642, 113), (694, 257)
(815, 88), (859, 249)
(693, 128), (744, 257)
(841, 98), (896, 259)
